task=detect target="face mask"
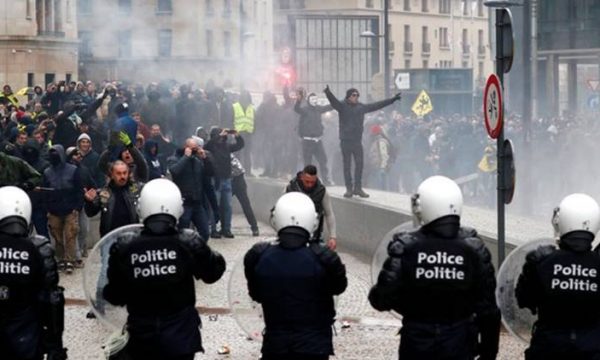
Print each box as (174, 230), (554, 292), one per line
(308, 96), (318, 107)
(49, 153), (61, 166)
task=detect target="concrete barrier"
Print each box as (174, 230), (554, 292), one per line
(240, 178), (517, 269)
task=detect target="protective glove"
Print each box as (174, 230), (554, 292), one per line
(46, 348), (68, 360)
(393, 92), (402, 102)
(118, 131), (132, 147)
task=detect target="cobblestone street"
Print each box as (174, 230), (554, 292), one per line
(60, 215), (527, 360)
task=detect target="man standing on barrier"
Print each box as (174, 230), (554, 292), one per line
(285, 165), (337, 250)
(244, 192), (347, 360)
(0, 186), (67, 360)
(369, 175), (500, 360)
(516, 193), (600, 360)
(102, 178), (226, 360)
(324, 85), (401, 198)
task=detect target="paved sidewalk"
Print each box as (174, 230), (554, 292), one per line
(60, 215), (527, 359)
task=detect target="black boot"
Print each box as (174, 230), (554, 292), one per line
(343, 188), (353, 198)
(353, 188), (370, 198)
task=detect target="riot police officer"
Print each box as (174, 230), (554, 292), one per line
(0, 186), (67, 360)
(516, 193), (600, 360)
(369, 175), (500, 360)
(102, 178), (226, 360)
(244, 192), (348, 360)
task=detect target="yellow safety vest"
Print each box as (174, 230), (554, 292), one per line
(233, 102), (254, 133)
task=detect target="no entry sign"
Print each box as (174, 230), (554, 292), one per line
(484, 74), (503, 139)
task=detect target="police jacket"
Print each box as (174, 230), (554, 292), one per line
(293, 100), (332, 138)
(369, 217), (500, 358)
(103, 228), (225, 356)
(0, 234), (63, 359)
(516, 232), (600, 328)
(244, 228), (347, 356)
(324, 88), (395, 141)
(84, 180), (142, 237)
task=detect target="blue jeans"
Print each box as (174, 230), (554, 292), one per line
(178, 201), (210, 241)
(32, 208), (49, 238)
(211, 178), (232, 233)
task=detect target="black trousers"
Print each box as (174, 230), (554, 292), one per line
(302, 139), (330, 181)
(399, 319), (477, 360)
(340, 139), (364, 191)
(232, 174), (258, 231)
(525, 325), (600, 360)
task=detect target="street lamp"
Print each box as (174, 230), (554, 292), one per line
(359, 0), (390, 99)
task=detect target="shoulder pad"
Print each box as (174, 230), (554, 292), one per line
(29, 234), (55, 258)
(525, 244), (556, 264)
(251, 241), (272, 255)
(179, 228), (207, 246)
(459, 226), (478, 239)
(388, 231), (419, 257)
(463, 236), (492, 262)
(110, 231), (138, 254)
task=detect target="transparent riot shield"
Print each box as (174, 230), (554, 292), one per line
(82, 224), (143, 331)
(227, 237), (278, 341)
(495, 238), (555, 344)
(370, 221), (417, 319)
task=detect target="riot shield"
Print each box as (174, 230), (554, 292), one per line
(227, 237), (278, 341)
(370, 221), (417, 318)
(495, 238), (555, 344)
(82, 224), (143, 330)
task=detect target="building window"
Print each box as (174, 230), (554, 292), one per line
(118, 0), (132, 15)
(422, 0), (428, 12)
(279, 0), (290, 9)
(66, 0), (72, 23)
(54, 0), (63, 32)
(45, 73), (55, 87)
(439, 0), (450, 14)
(462, 0), (468, 15)
(366, 0), (374, 8)
(439, 27), (449, 48)
(478, 61), (484, 78)
(224, 31), (231, 57)
(478, 29), (484, 54)
(27, 73), (34, 101)
(158, 29), (172, 56)
(79, 30), (93, 57)
(422, 26), (428, 44)
(478, 0), (484, 16)
(26, 0), (32, 19)
(157, 0), (172, 14)
(403, 0), (410, 11)
(405, 59), (411, 69)
(462, 61), (468, 68)
(206, 30), (213, 56)
(206, 0), (214, 16)
(78, 0), (92, 15)
(294, 0), (306, 8)
(66, 73), (72, 84)
(118, 30), (132, 58)
(423, 60), (429, 68)
(462, 29), (469, 53)
(223, 0), (232, 17)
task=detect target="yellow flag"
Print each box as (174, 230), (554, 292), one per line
(16, 87), (30, 96)
(411, 90), (433, 117)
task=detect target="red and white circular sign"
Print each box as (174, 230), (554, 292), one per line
(483, 74), (503, 139)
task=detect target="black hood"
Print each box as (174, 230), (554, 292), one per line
(559, 231), (594, 252)
(22, 139), (41, 161)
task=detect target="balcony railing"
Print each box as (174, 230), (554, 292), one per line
(462, 44), (471, 55)
(38, 31), (65, 38)
(404, 41), (413, 53)
(478, 45), (486, 56)
(422, 42), (431, 53)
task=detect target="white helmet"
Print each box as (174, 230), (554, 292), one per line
(0, 186), (32, 225)
(552, 193), (600, 237)
(270, 192), (319, 234)
(136, 179), (184, 222)
(411, 175), (463, 226)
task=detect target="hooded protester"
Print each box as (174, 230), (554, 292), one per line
(113, 103), (138, 147)
(144, 138), (165, 180)
(21, 138), (50, 238)
(174, 84), (199, 146)
(140, 90), (171, 136)
(42, 144), (83, 274)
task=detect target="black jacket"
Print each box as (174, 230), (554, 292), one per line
(204, 134), (244, 179)
(84, 181), (142, 237)
(103, 228), (225, 357)
(167, 150), (216, 205)
(324, 88), (396, 141)
(293, 100), (332, 138)
(369, 220), (500, 360)
(244, 229), (347, 356)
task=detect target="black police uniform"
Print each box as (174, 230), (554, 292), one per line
(244, 227), (347, 360)
(103, 227), (226, 360)
(516, 231), (600, 360)
(369, 216), (500, 360)
(0, 234), (66, 360)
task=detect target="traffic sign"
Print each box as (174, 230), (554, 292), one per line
(587, 79), (600, 92)
(483, 74), (503, 139)
(395, 72), (410, 90)
(499, 9), (514, 73)
(411, 90), (433, 117)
